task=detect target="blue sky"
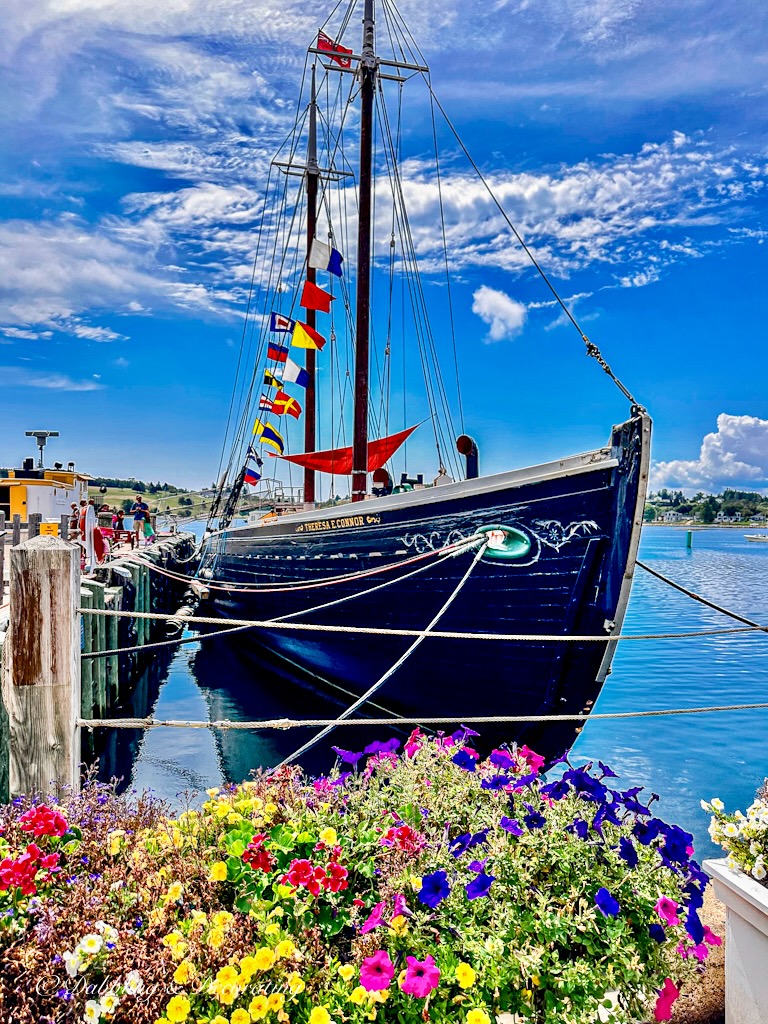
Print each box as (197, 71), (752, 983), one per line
(1, 0), (767, 493)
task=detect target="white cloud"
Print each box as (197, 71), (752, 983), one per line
(0, 326), (53, 340)
(0, 366), (105, 391)
(472, 285), (527, 342)
(652, 414), (768, 492)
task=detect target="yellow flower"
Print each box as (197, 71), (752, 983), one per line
(248, 995), (269, 1020)
(350, 987), (367, 1006)
(397, 969), (407, 988)
(170, 940), (188, 961)
(268, 993), (286, 1011)
(107, 829), (126, 856)
(207, 927), (225, 949)
(239, 955), (258, 981)
(209, 862), (228, 882)
(162, 931), (184, 949)
(364, 1009), (376, 1022)
(172, 960), (196, 985)
(215, 801), (232, 818)
(275, 939), (295, 959)
(264, 802), (278, 815)
(466, 1011), (490, 1024)
(215, 982), (240, 1006)
(286, 972), (305, 996)
(368, 991), (388, 1004)
(276, 884), (295, 899)
(390, 915), (408, 936)
(215, 966), (240, 985)
(207, 787), (221, 797)
(455, 963), (476, 990)
(166, 882), (183, 902)
(265, 922), (280, 936)
(338, 964), (355, 982)
(308, 1009), (331, 1024)
(253, 947), (275, 971)
(230, 1011), (250, 1024)
(210, 1018), (228, 1024)
(165, 994), (191, 1023)
(190, 910), (208, 928)
(319, 827), (338, 845)
(212, 911), (234, 930)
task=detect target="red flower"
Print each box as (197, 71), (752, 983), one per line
(18, 805), (68, 838)
(242, 833), (276, 873)
(380, 824), (425, 853)
(323, 861), (349, 892)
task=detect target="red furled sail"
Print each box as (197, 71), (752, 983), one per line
(270, 424), (418, 475)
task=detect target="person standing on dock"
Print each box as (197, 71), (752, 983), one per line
(130, 494), (149, 542)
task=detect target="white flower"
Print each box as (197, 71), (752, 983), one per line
(83, 1000), (102, 1023)
(711, 798), (725, 811)
(753, 861), (767, 881)
(78, 934), (103, 956)
(99, 990), (120, 1014)
(700, 800), (712, 812)
(723, 822), (740, 838)
(95, 922), (119, 946)
(64, 951), (82, 978)
(123, 971), (144, 995)
(750, 842), (762, 856)
(727, 853), (739, 871)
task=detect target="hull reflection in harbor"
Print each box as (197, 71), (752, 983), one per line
(190, 630), (412, 781)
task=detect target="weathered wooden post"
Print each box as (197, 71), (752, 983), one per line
(12, 514), (21, 547)
(60, 513), (70, 540)
(104, 587), (122, 707)
(28, 512), (42, 539)
(87, 580), (107, 717)
(0, 530), (5, 600)
(0, 511), (5, 532)
(1, 536), (81, 795)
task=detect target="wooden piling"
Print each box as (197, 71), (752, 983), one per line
(60, 513), (70, 540)
(1, 537), (80, 796)
(12, 514), (21, 547)
(28, 513), (42, 539)
(80, 588), (94, 720)
(104, 587), (122, 707)
(87, 581), (107, 718)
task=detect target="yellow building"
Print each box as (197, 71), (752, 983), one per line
(0, 462), (90, 523)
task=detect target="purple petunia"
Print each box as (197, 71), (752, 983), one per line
(562, 768), (608, 803)
(567, 818), (590, 840)
(418, 870), (451, 909)
(540, 778), (570, 801)
(332, 746), (364, 765)
(649, 923), (666, 943)
(466, 871), (495, 900)
(490, 748), (515, 770)
(452, 749), (478, 772)
(481, 775), (510, 791)
(363, 738), (401, 755)
(449, 833), (472, 858)
(523, 803), (546, 830)
(618, 837), (638, 867)
(685, 905), (704, 945)
(452, 725), (481, 743)
(500, 816), (524, 836)
(598, 761), (618, 778)
(594, 887), (620, 918)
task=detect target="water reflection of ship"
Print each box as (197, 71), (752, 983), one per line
(190, 630), (410, 782)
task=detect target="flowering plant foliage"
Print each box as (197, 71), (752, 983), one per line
(704, 778), (768, 885)
(0, 737), (717, 1024)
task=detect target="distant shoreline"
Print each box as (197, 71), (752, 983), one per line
(643, 522), (768, 529)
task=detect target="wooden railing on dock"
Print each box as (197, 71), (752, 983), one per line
(0, 532), (196, 800)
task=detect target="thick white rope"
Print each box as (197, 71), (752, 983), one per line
(78, 702), (768, 731)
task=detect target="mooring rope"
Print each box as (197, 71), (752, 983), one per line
(638, 560), (768, 631)
(78, 701), (768, 731)
(268, 538), (490, 768)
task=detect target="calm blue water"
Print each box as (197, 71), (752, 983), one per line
(121, 526), (768, 861)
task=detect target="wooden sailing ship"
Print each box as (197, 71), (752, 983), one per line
(200, 0), (651, 759)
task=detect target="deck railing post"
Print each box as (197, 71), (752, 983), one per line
(1, 536), (81, 796)
(12, 514), (21, 547)
(28, 512), (42, 539)
(60, 513), (70, 540)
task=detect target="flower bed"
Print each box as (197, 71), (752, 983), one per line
(703, 778), (768, 885)
(0, 732), (720, 1024)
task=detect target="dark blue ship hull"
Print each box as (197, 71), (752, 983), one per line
(201, 415), (650, 759)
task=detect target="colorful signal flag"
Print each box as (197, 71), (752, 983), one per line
(269, 312), (296, 333)
(300, 280), (334, 313)
(309, 238), (343, 277)
(291, 320), (326, 350)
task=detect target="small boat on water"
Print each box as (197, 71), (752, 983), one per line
(199, 0), (651, 758)
(744, 534), (768, 542)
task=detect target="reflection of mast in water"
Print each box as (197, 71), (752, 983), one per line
(189, 631), (407, 783)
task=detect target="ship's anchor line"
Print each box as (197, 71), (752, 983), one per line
(269, 537), (491, 768)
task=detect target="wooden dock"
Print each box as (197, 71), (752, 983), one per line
(0, 528), (197, 801)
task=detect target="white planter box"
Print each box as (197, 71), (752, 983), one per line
(704, 857), (768, 1024)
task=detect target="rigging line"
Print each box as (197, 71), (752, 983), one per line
(637, 560), (768, 632)
(268, 537), (489, 770)
(376, 88), (460, 477)
(79, 703), (768, 731)
(429, 84), (464, 435)
(425, 85), (641, 410)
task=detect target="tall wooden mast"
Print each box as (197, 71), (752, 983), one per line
(351, 0), (376, 503)
(304, 65), (319, 506)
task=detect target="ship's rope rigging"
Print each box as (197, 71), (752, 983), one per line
(211, 0), (644, 535)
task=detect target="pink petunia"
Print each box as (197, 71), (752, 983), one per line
(360, 950), (394, 992)
(401, 955), (440, 998)
(655, 896), (680, 927)
(517, 744), (546, 773)
(392, 893), (408, 920)
(360, 901), (386, 935)
(404, 729), (423, 758)
(703, 925), (722, 947)
(654, 978), (680, 1022)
